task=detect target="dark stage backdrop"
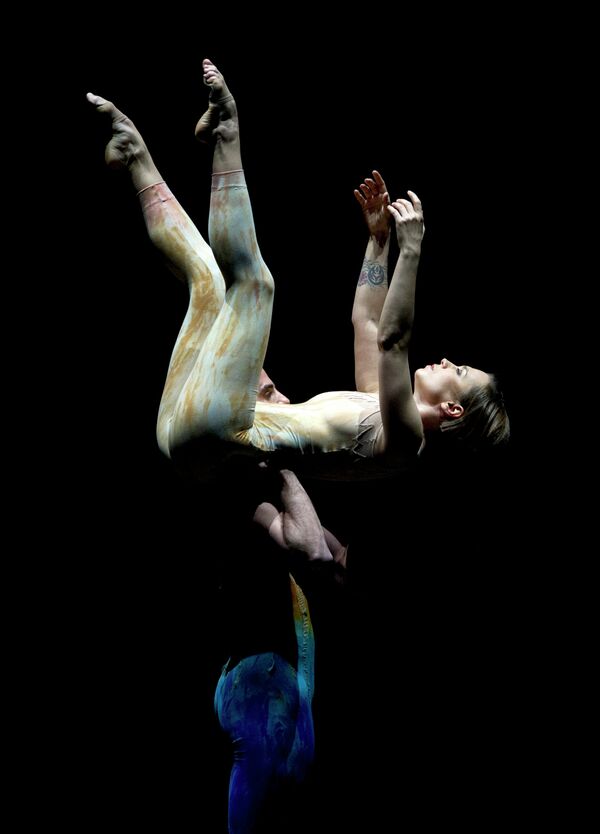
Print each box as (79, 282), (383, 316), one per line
(43, 32), (545, 832)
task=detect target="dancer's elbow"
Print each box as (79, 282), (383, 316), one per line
(377, 325), (412, 352)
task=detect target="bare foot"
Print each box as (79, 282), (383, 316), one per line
(86, 92), (161, 190)
(194, 59), (238, 144)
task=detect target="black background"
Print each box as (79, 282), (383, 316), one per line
(29, 23), (557, 831)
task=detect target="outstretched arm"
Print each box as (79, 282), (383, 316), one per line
(377, 192), (425, 454)
(352, 171), (391, 393)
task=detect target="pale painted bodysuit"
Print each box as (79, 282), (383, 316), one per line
(141, 175), (404, 482)
(248, 390), (397, 480)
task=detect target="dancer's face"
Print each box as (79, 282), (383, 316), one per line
(258, 369), (290, 404)
(414, 358), (489, 406)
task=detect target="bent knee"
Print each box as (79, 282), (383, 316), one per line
(219, 256), (275, 296)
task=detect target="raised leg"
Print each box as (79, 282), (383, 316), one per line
(169, 61), (275, 456)
(141, 184), (226, 456)
(87, 93), (227, 456)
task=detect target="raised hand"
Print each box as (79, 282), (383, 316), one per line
(353, 170), (391, 247)
(387, 191), (424, 254)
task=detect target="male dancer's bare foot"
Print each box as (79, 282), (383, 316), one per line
(86, 93), (162, 192)
(194, 59), (238, 145)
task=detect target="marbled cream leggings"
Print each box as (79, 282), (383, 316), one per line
(139, 170), (274, 462)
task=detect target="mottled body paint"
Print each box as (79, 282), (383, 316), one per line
(214, 576), (315, 834)
(148, 175), (407, 481)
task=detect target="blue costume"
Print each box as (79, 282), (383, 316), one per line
(214, 570), (315, 834)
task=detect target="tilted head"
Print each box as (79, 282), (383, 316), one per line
(414, 358), (510, 452)
(257, 369), (290, 405)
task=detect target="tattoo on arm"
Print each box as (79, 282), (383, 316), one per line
(358, 258), (388, 288)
